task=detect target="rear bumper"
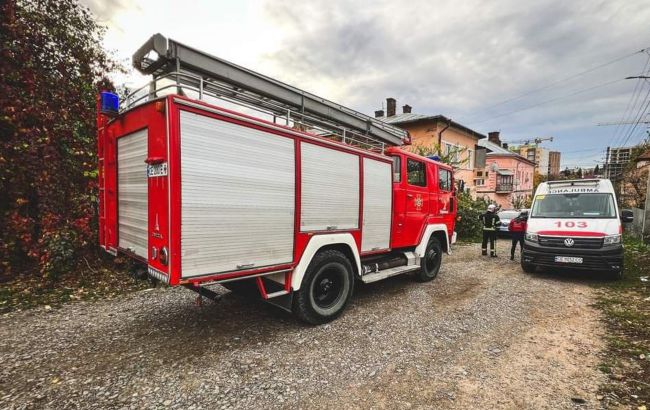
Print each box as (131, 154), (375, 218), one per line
(522, 241), (623, 271)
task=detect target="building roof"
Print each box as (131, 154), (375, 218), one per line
(478, 139), (535, 165)
(378, 113), (487, 140)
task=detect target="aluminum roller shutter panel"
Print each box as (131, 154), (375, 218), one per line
(180, 111), (295, 278)
(361, 159), (392, 251)
(300, 143), (359, 231)
(117, 129), (148, 258)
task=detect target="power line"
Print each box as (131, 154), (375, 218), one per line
(609, 53), (650, 148)
(466, 78), (625, 125)
(464, 47), (649, 119)
(618, 85), (650, 148)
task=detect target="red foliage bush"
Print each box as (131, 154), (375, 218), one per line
(0, 0), (119, 278)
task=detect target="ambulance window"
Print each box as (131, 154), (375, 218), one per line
(407, 159), (426, 187)
(392, 156), (401, 183)
(439, 168), (452, 191)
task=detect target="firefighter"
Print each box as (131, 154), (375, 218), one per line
(480, 204), (500, 257)
(508, 210), (528, 260)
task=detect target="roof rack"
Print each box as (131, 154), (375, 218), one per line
(127, 34), (409, 151)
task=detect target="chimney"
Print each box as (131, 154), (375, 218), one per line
(488, 131), (501, 145)
(374, 109), (384, 118)
(402, 104), (412, 114)
(386, 97), (396, 117)
(502, 142), (508, 149)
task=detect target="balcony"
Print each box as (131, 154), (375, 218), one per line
(495, 183), (513, 193)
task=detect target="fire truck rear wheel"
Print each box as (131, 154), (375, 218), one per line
(415, 237), (442, 282)
(293, 249), (354, 325)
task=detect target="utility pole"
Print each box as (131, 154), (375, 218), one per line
(604, 146), (610, 179)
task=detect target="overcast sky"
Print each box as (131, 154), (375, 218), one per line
(83, 0), (650, 169)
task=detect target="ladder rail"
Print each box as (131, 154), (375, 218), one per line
(129, 33), (408, 148)
(123, 71), (387, 152)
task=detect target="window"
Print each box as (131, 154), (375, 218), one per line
(466, 149), (474, 170)
(407, 159), (426, 186)
(474, 178), (485, 186)
(439, 168), (452, 191)
(531, 193), (616, 218)
(392, 156), (401, 183)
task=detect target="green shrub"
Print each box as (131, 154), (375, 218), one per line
(456, 192), (488, 242)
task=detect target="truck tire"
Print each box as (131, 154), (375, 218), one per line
(293, 249), (354, 325)
(415, 237), (442, 282)
(521, 260), (536, 273)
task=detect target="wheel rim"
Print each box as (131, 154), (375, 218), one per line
(425, 246), (439, 273)
(311, 265), (345, 309)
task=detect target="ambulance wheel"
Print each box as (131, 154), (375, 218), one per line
(521, 261), (536, 273)
(415, 237), (442, 282)
(293, 249), (354, 325)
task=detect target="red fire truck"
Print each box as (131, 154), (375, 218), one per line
(97, 34), (457, 324)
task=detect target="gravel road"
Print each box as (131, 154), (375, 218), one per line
(0, 242), (608, 409)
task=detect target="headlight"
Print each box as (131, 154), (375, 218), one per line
(603, 235), (621, 246)
(525, 233), (538, 242)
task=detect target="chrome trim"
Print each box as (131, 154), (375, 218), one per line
(148, 266), (169, 284)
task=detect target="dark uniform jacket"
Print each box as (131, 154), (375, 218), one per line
(479, 212), (500, 231)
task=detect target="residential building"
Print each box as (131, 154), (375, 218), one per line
(375, 98), (487, 196)
(548, 151), (561, 176)
(605, 146), (635, 179)
(476, 132), (535, 209)
(510, 144), (554, 176)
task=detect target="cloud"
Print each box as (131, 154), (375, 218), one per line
(80, 0), (135, 24)
(260, 0), (650, 151)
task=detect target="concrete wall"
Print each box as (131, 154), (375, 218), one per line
(626, 207), (650, 243)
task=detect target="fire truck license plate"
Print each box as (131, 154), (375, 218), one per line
(555, 256), (583, 264)
(147, 163), (167, 177)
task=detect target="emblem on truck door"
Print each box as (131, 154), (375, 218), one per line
(564, 238), (575, 247)
(414, 194), (423, 211)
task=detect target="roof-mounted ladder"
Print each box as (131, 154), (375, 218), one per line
(128, 34), (409, 151)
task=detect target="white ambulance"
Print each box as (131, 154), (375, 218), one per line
(521, 179), (630, 279)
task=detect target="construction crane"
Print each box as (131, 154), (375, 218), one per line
(504, 136), (554, 146)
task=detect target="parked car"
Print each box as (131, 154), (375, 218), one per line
(497, 210), (521, 235)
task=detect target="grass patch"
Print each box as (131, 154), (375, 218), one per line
(595, 236), (650, 407)
(0, 255), (152, 314)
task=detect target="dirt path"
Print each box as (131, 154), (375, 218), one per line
(0, 242), (607, 409)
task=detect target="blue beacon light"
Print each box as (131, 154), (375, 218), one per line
(100, 91), (120, 117)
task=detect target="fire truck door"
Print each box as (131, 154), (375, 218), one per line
(402, 158), (429, 246)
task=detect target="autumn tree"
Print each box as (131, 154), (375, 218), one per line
(0, 0), (119, 278)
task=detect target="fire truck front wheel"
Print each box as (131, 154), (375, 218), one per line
(415, 237), (442, 282)
(293, 249), (354, 325)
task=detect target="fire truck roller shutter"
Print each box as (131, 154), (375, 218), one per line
(117, 129), (149, 258)
(361, 159), (392, 251)
(179, 111), (295, 278)
(300, 143), (359, 231)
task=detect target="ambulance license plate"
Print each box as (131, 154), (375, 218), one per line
(555, 256), (583, 264)
(147, 163), (167, 177)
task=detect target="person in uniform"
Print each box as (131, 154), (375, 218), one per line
(508, 210), (528, 260)
(480, 204), (500, 257)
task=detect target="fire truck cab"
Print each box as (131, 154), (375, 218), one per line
(97, 34), (457, 324)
